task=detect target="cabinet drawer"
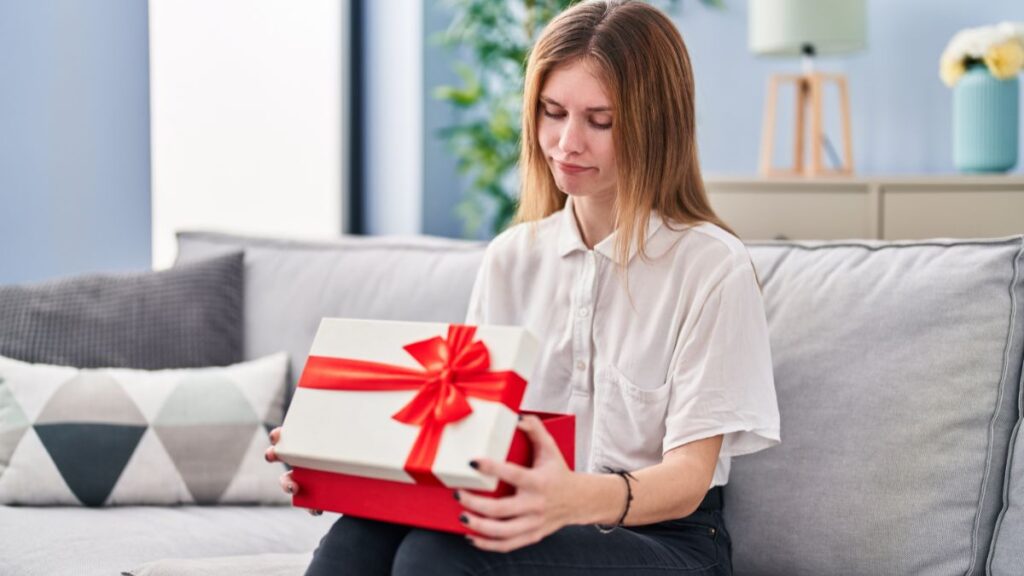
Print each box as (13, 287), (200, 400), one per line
(883, 190), (1024, 239)
(708, 190), (872, 240)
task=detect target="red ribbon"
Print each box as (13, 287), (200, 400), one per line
(298, 325), (526, 486)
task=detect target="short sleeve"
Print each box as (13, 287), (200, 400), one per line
(662, 258), (781, 458)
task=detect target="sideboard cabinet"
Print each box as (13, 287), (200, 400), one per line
(705, 175), (1024, 240)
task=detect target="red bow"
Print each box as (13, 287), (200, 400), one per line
(298, 325), (525, 486)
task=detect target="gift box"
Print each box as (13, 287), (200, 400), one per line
(274, 318), (576, 534)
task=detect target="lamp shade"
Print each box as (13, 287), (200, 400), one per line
(749, 0), (867, 56)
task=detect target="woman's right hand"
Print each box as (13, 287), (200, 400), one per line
(265, 427), (323, 516)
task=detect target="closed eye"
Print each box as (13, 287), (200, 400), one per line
(541, 108), (612, 130)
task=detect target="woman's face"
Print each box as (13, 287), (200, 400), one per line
(537, 61), (617, 202)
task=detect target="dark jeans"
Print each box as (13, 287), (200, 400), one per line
(304, 489), (732, 575)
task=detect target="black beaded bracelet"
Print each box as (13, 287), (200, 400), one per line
(595, 467), (636, 533)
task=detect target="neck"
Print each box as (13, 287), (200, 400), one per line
(571, 195), (616, 249)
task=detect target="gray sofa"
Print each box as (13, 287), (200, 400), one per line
(2, 229), (1022, 576)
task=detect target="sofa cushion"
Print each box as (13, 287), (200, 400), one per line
(988, 362), (1024, 573)
(0, 505), (330, 576)
(0, 252), (244, 370)
(128, 552), (312, 576)
(726, 236), (1024, 576)
(173, 231), (485, 392)
(0, 353), (290, 506)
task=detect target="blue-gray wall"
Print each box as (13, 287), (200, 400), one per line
(2, 1), (1022, 284)
(676, 0), (1024, 175)
(423, 0), (1024, 238)
(0, 0), (151, 284)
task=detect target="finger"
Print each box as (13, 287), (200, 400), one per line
(467, 531), (543, 553)
(269, 427), (282, 445)
(264, 445), (278, 463)
(279, 471), (298, 495)
(460, 510), (539, 540)
(456, 490), (532, 519)
(518, 416), (561, 457)
(472, 458), (533, 488)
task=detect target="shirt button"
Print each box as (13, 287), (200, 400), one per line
(576, 360), (586, 371)
(577, 308), (590, 317)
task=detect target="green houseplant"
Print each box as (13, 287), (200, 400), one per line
(434, 0), (722, 237)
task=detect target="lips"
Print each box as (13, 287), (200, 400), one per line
(554, 160), (592, 175)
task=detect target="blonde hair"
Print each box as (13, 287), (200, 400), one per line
(515, 0), (738, 267)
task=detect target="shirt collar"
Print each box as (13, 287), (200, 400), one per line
(556, 195), (664, 264)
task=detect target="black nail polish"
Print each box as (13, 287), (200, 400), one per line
(468, 460), (479, 470)
(264, 453), (271, 462)
(518, 414), (523, 421)
(459, 513), (468, 524)
(453, 491), (460, 501)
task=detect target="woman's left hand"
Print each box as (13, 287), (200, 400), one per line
(456, 415), (580, 553)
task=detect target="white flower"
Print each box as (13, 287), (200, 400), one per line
(996, 21), (1024, 44)
(940, 21), (1024, 87)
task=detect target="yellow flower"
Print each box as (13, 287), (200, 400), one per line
(940, 58), (965, 87)
(984, 40), (1024, 80)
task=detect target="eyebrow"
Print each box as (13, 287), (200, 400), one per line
(539, 95), (611, 113)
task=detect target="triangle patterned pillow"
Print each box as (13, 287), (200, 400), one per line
(0, 353), (290, 506)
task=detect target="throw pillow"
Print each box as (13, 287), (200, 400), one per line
(0, 252), (245, 369)
(0, 352), (290, 506)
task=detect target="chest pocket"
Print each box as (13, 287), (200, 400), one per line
(593, 364), (670, 470)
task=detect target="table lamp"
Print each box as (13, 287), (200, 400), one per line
(749, 0), (867, 177)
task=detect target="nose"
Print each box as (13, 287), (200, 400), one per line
(558, 118), (585, 156)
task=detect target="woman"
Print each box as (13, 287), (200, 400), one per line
(268, 1), (779, 574)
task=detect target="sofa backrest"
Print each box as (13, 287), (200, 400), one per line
(175, 231), (486, 391)
(728, 236), (1024, 576)
(175, 230), (1024, 576)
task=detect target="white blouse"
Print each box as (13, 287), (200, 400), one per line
(465, 196), (780, 487)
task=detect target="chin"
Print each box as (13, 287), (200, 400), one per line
(559, 186), (584, 197)
(561, 185), (599, 198)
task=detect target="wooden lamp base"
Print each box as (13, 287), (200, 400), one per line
(759, 72), (854, 177)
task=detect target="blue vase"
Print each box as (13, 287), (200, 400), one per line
(953, 64), (1019, 173)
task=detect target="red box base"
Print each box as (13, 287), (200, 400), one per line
(290, 411), (575, 534)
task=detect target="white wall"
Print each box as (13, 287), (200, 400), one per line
(364, 0), (423, 235)
(149, 0), (346, 269)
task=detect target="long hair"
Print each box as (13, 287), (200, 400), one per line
(516, 0), (738, 268)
